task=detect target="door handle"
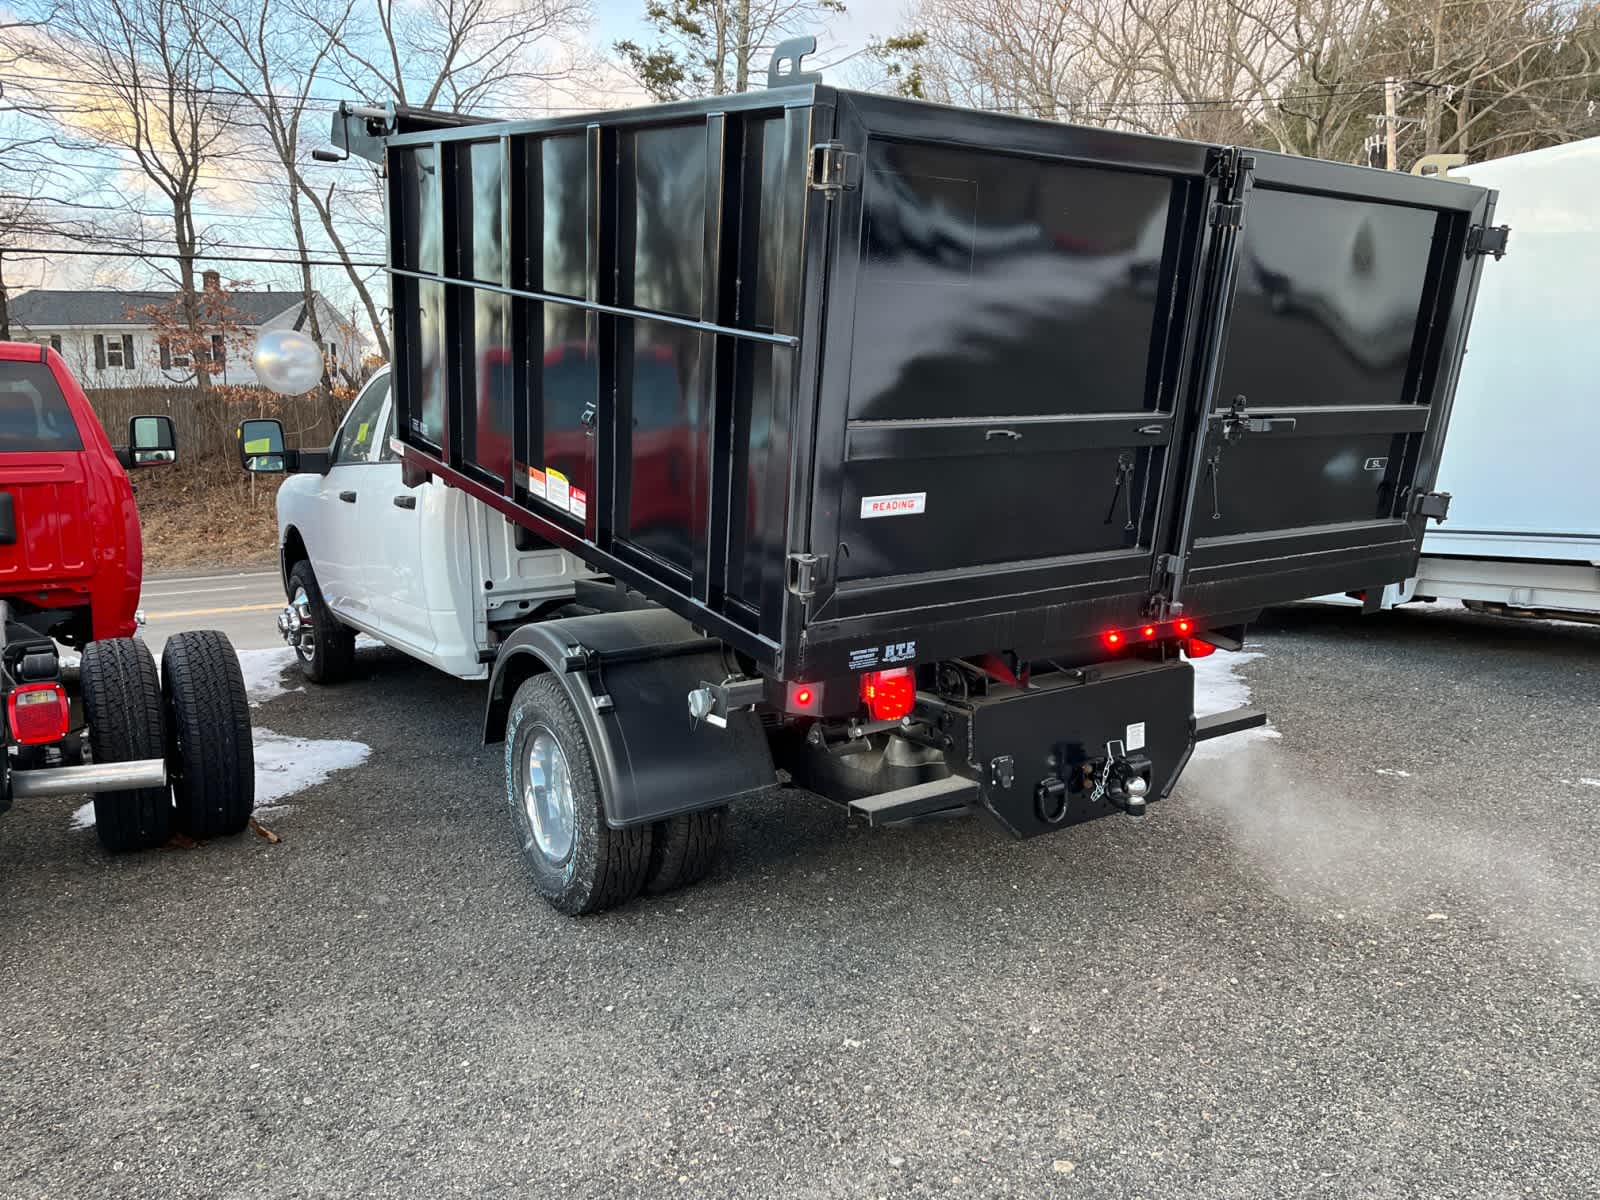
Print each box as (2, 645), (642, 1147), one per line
(393, 494), (416, 510)
(339, 490), (357, 503)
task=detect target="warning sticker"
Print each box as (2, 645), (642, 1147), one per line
(860, 492), (927, 519)
(569, 487), (588, 521)
(1126, 721), (1147, 752)
(545, 468), (570, 511)
(527, 466), (547, 500)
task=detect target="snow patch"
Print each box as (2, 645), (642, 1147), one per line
(1189, 651), (1279, 761)
(1376, 768), (1414, 778)
(238, 646), (299, 706)
(70, 801), (95, 830)
(1580, 778), (1600, 789)
(251, 728), (370, 806)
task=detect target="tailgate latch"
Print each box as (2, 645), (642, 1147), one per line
(1411, 490), (1452, 522)
(786, 553), (825, 598)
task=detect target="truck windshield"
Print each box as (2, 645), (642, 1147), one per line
(0, 361), (84, 452)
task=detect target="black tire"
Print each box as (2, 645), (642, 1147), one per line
(80, 638), (171, 853)
(287, 559), (355, 684)
(162, 631), (255, 839)
(644, 807), (727, 895)
(504, 674), (652, 915)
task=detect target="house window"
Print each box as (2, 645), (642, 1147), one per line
(210, 334), (224, 366)
(325, 341), (338, 366)
(96, 333), (135, 371)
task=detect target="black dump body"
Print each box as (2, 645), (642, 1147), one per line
(338, 84), (1497, 684)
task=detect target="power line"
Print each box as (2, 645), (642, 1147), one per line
(3, 245), (387, 269)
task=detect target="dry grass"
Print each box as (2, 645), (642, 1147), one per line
(134, 454), (285, 574)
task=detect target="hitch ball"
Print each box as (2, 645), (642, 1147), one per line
(1121, 772), (1150, 816)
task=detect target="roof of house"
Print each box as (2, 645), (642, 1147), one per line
(9, 288), (323, 329)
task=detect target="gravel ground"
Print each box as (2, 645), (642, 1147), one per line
(1, 604), (1597, 1199)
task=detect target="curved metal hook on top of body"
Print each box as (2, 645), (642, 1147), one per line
(769, 36), (824, 89)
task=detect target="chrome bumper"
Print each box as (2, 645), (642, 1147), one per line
(9, 758), (168, 799)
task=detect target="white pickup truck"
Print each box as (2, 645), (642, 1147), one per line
(261, 367), (597, 682)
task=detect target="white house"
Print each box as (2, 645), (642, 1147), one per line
(9, 273), (363, 388)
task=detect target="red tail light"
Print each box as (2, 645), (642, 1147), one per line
(8, 682), (69, 746)
(1103, 629), (1124, 650)
(1140, 624), (1158, 639)
(1183, 638), (1216, 659)
(860, 668), (915, 721)
(1175, 618), (1194, 636)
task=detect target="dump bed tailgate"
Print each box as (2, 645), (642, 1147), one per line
(795, 95), (1495, 673)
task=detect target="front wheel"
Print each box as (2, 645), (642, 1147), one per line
(505, 674), (652, 915)
(285, 560), (355, 684)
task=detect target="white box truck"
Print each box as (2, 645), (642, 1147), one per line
(1382, 137), (1600, 620)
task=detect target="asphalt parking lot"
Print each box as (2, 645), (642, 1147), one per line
(1, 601), (1597, 1199)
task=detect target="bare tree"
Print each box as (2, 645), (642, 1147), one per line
(615, 0), (847, 101)
(191, 0), (357, 417)
(39, 0), (239, 387)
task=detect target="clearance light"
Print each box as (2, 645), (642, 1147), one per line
(1141, 625), (1158, 639)
(1183, 638), (1216, 659)
(7, 682), (69, 746)
(1103, 630), (1124, 650)
(1175, 618), (1194, 636)
(785, 681), (821, 713)
(860, 668), (915, 722)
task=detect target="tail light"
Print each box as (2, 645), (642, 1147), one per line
(1182, 638), (1216, 659)
(8, 682), (70, 746)
(860, 668), (915, 721)
(1102, 629), (1125, 650)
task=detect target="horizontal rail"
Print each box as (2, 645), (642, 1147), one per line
(10, 758), (167, 799)
(387, 267), (801, 348)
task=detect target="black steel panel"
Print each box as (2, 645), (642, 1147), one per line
(847, 139), (1174, 421)
(1220, 188), (1436, 410)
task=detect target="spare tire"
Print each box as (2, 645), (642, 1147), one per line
(162, 630), (255, 839)
(80, 638), (171, 853)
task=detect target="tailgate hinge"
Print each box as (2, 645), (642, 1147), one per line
(1209, 202), (1245, 229)
(786, 552), (825, 598)
(1411, 490), (1452, 522)
(1466, 224), (1510, 260)
(808, 143), (859, 195)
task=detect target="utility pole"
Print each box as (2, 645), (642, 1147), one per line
(1384, 77), (1400, 170)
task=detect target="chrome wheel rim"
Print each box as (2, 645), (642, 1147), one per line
(282, 586), (316, 662)
(522, 729), (576, 864)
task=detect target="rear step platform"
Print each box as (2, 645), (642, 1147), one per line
(848, 774), (979, 826)
(1195, 706), (1268, 741)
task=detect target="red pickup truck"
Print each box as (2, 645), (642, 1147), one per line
(0, 341), (254, 850)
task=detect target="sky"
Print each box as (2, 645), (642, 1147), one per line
(5, 0), (906, 343)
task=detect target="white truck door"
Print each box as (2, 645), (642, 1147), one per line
(361, 395), (460, 663)
(314, 374), (392, 620)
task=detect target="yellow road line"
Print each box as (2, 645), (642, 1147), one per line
(143, 602), (282, 620)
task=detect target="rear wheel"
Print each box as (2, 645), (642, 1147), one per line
(80, 638), (170, 853)
(644, 807), (727, 894)
(162, 631), (254, 839)
(286, 560), (355, 684)
(505, 674), (652, 915)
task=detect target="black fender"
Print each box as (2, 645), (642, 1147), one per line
(485, 608), (776, 828)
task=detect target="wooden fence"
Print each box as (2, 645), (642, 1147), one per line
(88, 386), (342, 464)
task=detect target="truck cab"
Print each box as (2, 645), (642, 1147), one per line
(246, 366), (597, 681)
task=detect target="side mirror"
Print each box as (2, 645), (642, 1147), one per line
(238, 418), (288, 473)
(128, 415), (177, 467)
